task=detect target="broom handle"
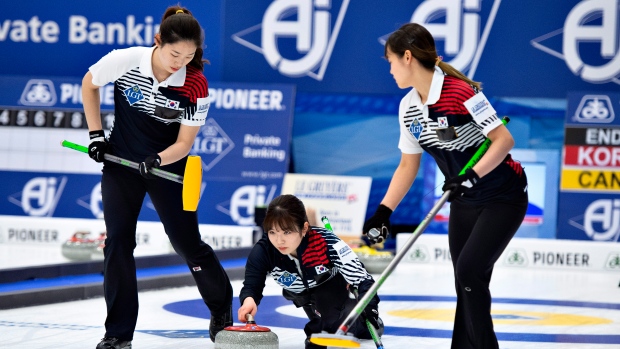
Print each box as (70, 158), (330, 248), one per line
(322, 216), (385, 348)
(335, 116), (510, 336)
(61, 140), (184, 184)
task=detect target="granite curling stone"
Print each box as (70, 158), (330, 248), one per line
(214, 314), (279, 349)
(353, 245), (394, 274)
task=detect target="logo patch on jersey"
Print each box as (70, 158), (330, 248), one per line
(409, 117), (424, 140)
(278, 271), (298, 287)
(165, 99), (180, 110)
(315, 265), (328, 275)
(463, 92), (498, 124)
(123, 85), (145, 105)
(437, 117), (448, 129)
(333, 240), (356, 264)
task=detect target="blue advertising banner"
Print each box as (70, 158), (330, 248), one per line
(0, 1), (223, 81)
(0, 171), (104, 219)
(557, 192), (620, 242)
(194, 82), (295, 180)
(0, 78), (295, 227)
(557, 91), (620, 242)
(3, 1), (618, 98)
(221, 0), (619, 98)
(0, 171), (283, 227)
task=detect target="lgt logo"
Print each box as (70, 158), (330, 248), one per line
(232, 0), (350, 80)
(573, 95), (615, 123)
(192, 118), (235, 171)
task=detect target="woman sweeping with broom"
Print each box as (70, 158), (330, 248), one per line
(238, 194), (384, 349)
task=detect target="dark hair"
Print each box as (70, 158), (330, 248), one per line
(263, 195), (309, 233)
(158, 5), (208, 71)
(384, 23), (481, 90)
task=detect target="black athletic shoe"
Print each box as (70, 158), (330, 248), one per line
(96, 337), (132, 349)
(209, 306), (233, 342)
(305, 338), (327, 349)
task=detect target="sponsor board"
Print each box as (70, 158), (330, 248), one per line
(560, 169), (620, 192)
(396, 233), (620, 272)
(2, 1), (620, 97)
(0, 215), (252, 269)
(563, 145), (620, 167)
(557, 192), (620, 242)
(566, 93), (620, 127)
(558, 91), (620, 241)
(281, 173), (372, 237)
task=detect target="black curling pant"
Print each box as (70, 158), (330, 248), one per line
(100, 163), (233, 341)
(284, 274), (375, 341)
(448, 192), (528, 349)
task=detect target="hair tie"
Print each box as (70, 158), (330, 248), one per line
(176, 9), (184, 14)
(435, 56), (443, 66)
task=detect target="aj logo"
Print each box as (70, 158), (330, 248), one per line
(379, 0), (501, 78)
(8, 177), (67, 217)
(219, 184), (278, 225)
(20, 79), (57, 106)
(232, 0), (350, 80)
(583, 199), (620, 241)
(76, 182), (104, 219)
(532, 0), (620, 85)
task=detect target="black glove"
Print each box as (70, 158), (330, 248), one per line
(362, 305), (381, 330)
(88, 130), (107, 163)
(363, 204), (392, 244)
(441, 168), (480, 202)
(139, 154), (161, 179)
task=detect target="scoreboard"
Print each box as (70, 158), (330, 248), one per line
(557, 92), (620, 242)
(0, 108), (114, 129)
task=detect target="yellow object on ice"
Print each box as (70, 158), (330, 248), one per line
(353, 246), (393, 257)
(309, 333), (361, 348)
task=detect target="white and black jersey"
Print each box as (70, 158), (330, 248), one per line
(239, 227), (374, 306)
(398, 67), (527, 204)
(89, 46), (210, 164)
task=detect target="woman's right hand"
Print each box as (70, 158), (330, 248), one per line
(238, 297), (258, 322)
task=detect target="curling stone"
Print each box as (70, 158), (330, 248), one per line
(61, 231), (100, 261)
(214, 314), (279, 349)
(353, 246), (394, 274)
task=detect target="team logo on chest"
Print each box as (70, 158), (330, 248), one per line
(123, 85), (145, 105)
(409, 117), (424, 140)
(278, 271), (298, 287)
(165, 98), (181, 110)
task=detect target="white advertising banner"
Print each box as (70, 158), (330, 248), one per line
(0, 215), (252, 269)
(396, 233), (620, 272)
(281, 173), (372, 238)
